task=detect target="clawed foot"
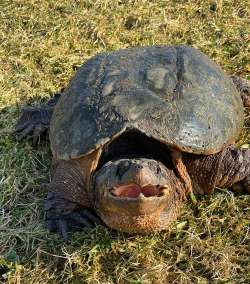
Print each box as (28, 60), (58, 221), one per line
(46, 208), (102, 241)
(15, 92), (61, 144)
(45, 192), (102, 241)
(15, 106), (51, 144)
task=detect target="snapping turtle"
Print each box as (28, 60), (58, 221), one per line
(16, 45), (250, 240)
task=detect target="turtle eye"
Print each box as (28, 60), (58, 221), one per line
(156, 165), (161, 174)
(116, 160), (131, 179)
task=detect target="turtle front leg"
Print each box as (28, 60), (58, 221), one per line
(183, 146), (250, 194)
(15, 92), (61, 143)
(45, 160), (101, 240)
(231, 75), (250, 107)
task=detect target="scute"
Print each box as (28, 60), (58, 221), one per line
(50, 45), (244, 160)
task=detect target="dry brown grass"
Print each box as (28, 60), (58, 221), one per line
(0, 0), (249, 283)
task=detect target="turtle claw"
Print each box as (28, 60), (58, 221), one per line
(58, 219), (69, 241)
(46, 207), (102, 240)
(15, 107), (51, 142)
(16, 123), (35, 141)
(79, 208), (102, 225)
(69, 212), (93, 228)
(46, 219), (56, 232)
(15, 91), (62, 143)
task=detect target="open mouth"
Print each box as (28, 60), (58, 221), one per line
(111, 183), (166, 198)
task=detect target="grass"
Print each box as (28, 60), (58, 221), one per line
(0, 0), (249, 283)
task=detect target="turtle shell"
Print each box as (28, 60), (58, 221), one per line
(50, 45), (244, 160)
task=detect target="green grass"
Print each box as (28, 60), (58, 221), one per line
(0, 0), (249, 283)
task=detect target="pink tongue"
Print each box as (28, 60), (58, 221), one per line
(113, 183), (141, 198)
(112, 183), (160, 198)
(142, 185), (160, 197)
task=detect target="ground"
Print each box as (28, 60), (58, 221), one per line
(0, 1), (250, 283)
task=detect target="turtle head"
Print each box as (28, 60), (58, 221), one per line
(93, 158), (181, 233)
(91, 131), (183, 233)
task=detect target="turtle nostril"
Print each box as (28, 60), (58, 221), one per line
(136, 165), (143, 169)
